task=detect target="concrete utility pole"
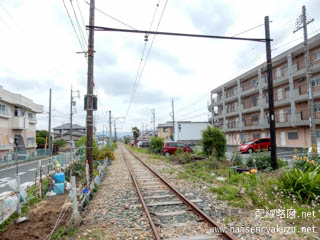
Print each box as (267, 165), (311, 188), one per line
(265, 16), (277, 170)
(70, 86), (73, 159)
(86, 0), (95, 178)
(70, 86), (80, 162)
(172, 98), (175, 141)
(48, 88), (52, 155)
(210, 94), (214, 125)
(114, 121), (117, 142)
(294, 6), (316, 152)
(109, 111), (112, 147)
(152, 108), (156, 136)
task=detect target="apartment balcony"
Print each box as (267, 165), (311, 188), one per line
(241, 86), (259, 97)
(295, 112), (309, 126)
(29, 118), (37, 124)
(293, 88), (308, 102)
(0, 144), (12, 150)
(242, 120), (260, 130)
(12, 117), (29, 130)
(225, 92), (238, 103)
(0, 110), (10, 119)
(312, 61), (320, 74)
(225, 125), (240, 132)
(292, 66), (306, 79)
(225, 107), (239, 117)
(211, 96), (222, 106)
(241, 101), (260, 114)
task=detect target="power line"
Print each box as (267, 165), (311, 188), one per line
(76, 0), (89, 38)
(84, 1), (137, 30)
(70, 0), (88, 48)
(63, 0), (86, 51)
(232, 23), (265, 37)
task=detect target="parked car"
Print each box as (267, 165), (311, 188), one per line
(162, 142), (193, 156)
(238, 138), (271, 153)
(137, 141), (150, 148)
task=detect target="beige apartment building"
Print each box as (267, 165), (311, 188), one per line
(0, 86), (43, 156)
(157, 121), (174, 141)
(209, 33), (320, 148)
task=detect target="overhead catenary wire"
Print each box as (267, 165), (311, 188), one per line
(124, 0), (169, 121)
(124, 0), (165, 122)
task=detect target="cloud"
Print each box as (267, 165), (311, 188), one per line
(94, 70), (171, 104)
(148, 48), (194, 75)
(183, 0), (235, 36)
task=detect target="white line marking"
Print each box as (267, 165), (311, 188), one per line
(18, 172), (26, 176)
(0, 177), (11, 181)
(28, 168), (38, 172)
(0, 183), (8, 188)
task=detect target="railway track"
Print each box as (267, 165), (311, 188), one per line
(120, 145), (238, 240)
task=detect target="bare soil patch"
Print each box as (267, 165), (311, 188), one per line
(0, 194), (71, 240)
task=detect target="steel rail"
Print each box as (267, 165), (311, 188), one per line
(126, 147), (239, 240)
(120, 147), (161, 240)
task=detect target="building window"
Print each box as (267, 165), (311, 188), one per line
(27, 137), (35, 146)
(163, 127), (168, 132)
(313, 102), (320, 112)
(241, 133), (246, 142)
(252, 133), (260, 139)
(28, 112), (35, 119)
(311, 76), (320, 87)
(0, 104), (9, 115)
(251, 114), (259, 121)
(316, 131), (320, 138)
(314, 50), (320, 61)
(288, 131), (298, 140)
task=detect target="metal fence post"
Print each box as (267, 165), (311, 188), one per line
(39, 160), (42, 198)
(16, 175), (21, 216)
(71, 176), (79, 219)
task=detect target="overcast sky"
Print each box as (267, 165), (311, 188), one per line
(1, 0), (320, 134)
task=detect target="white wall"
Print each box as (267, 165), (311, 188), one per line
(174, 122), (209, 141)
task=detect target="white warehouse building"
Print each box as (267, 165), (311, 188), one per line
(174, 121), (209, 145)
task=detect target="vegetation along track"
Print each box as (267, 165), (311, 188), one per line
(120, 144), (238, 240)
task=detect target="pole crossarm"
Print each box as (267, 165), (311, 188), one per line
(87, 26), (272, 42)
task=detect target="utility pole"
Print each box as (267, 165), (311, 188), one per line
(48, 88), (52, 156)
(70, 86), (80, 162)
(152, 108), (156, 136)
(172, 98), (175, 141)
(70, 86), (73, 161)
(109, 111), (112, 147)
(86, 0), (95, 179)
(114, 121), (117, 142)
(265, 16), (277, 170)
(294, 6), (316, 152)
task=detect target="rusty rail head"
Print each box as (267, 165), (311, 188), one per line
(126, 147), (239, 240)
(120, 147), (161, 240)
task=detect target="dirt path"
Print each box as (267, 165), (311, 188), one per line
(0, 194), (70, 240)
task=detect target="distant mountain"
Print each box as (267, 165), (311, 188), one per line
(95, 131), (132, 138)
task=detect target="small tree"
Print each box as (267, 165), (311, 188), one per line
(124, 136), (130, 144)
(201, 125), (226, 160)
(150, 137), (163, 154)
(132, 127), (140, 146)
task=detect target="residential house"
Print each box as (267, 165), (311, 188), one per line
(0, 86), (43, 157)
(53, 123), (86, 147)
(157, 121), (174, 141)
(209, 33), (320, 148)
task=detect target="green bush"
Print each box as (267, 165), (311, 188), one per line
(201, 126), (226, 160)
(278, 166), (320, 203)
(232, 153), (243, 166)
(246, 154), (287, 170)
(174, 148), (184, 155)
(150, 137), (163, 154)
(54, 139), (65, 147)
